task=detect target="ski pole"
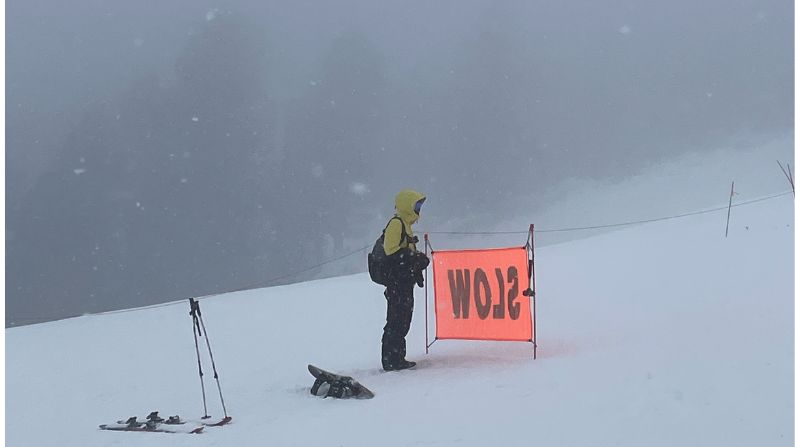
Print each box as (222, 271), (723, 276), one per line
(194, 299), (229, 419)
(189, 298), (209, 419)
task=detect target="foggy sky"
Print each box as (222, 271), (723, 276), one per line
(6, 0), (793, 326)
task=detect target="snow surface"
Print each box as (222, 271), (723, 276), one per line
(6, 190), (794, 446)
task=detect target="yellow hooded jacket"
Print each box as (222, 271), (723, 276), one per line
(384, 189), (426, 256)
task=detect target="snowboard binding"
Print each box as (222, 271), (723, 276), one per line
(310, 376), (358, 398)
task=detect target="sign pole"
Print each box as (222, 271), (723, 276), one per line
(530, 225), (537, 360)
(424, 234), (430, 355)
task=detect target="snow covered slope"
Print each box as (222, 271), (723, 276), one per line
(6, 194), (793, 447)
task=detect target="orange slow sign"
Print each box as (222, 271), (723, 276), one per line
(432, 246), (533, 342)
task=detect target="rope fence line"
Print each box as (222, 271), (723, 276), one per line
(199, 244), (372, 300)
(530, 190), (792, 233)
(92, 190), (791, 317)
(428, 190), (792, 235)
(94, 245), (373, 316)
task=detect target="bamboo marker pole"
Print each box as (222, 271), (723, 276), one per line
(725, 181), (735, 238)
(776, 160), (794, 198)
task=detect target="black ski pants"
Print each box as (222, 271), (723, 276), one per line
(381, 279), (415, 368)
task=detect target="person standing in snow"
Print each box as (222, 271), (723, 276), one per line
(379, 189), (429, 371)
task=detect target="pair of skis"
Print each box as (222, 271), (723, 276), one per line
(99, 411), (231, 434)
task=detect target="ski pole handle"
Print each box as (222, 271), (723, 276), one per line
(189, 298), (202, 317)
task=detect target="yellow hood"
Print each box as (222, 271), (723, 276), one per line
(394, 189), (426, 225)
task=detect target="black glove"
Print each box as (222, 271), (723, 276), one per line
(415, 252), (430, 270)
(414, 269), (425, 288)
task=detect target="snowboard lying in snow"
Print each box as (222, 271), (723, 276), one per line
(99, 411), (231, 434)
(308, 364), (375, 399)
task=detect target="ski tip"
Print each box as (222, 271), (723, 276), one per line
(206, 416), (232, 427)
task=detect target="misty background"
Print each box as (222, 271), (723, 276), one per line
(6, 0), (793, 326)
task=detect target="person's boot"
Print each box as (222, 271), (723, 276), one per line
(398, 360), (416, 370)
(386, 359), (416, 371)
(382, 358), (400, 371)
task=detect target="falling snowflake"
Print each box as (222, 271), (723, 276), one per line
(619, 25), (631, 35)
(311, 164), (324, 178)
(73, 168), (86, 175)
(350, 183), (370, 196)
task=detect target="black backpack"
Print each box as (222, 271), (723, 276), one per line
(368, 217), (407, 286)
